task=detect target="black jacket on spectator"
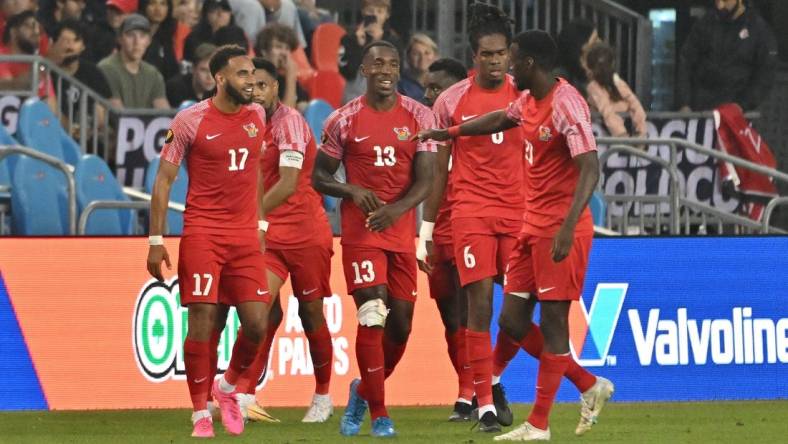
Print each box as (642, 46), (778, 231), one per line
(338, 25), (403, 82)
(145, 29), (181, 81)
(51, 58), (112, 115)
(677, 7), (778, 111)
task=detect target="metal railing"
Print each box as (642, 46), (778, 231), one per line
(77, 190), (186, 235)
(0, 145), (77, 234)
(597, 136), (788, 235)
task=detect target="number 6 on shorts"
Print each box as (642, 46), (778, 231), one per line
(463, 246), (476, 269)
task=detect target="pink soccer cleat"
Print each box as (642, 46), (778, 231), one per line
(191, 416), (215, 438)
(211, 380), (244, 435)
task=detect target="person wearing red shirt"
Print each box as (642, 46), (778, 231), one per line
(146, 45), (270, 439)
(313, 40), (436, 438)
(417, 31), (614, 442)
(233, 57), (335, 424)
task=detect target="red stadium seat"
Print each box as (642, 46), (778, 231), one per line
(310, 23), (346, 72)
(309, 71), (346, 109)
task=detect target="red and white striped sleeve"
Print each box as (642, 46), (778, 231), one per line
(320, 99), (362, 160)
(552, 84), (597, 157)
(273, 106), (311, 155)
(160, 101), (208, 165)
(402, 96), (438, 153)
(432, 79), (470, 128)
(505, 90), (530, 125)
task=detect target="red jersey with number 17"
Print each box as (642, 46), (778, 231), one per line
(432, 74), (524, 221)
(160, 99), (267, 237)
(504, 79), (596, 238)
(321, 94), (438, 252)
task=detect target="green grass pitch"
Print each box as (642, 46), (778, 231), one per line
(1, 401), (786, 443)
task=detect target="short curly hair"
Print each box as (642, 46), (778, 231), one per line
(255, 22), (299, 55)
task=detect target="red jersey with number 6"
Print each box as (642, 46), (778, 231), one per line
(321, 94), (437, 252)
(160, 99), (267, 237)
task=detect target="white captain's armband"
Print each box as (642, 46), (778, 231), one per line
(280, 150), (305, 169)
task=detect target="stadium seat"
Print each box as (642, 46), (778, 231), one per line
(303, 99), (334, 142)
(177, 100), (197, 111)
(0, 123), (20, 186)
(293, 45), (316, 87)
(144, 156), (188, 235)
(16, 97), (81, 167)
(10, 156), (69, 235)
(590, 191), (607, 226)
(310, 23), (346, 72)
(76, 154), (134, 235)
(308, 70), (345, 109)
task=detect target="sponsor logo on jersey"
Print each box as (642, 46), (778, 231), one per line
(393, 126), (411, 141)
(243, 122), (259, 138)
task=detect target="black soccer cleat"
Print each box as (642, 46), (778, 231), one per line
(448, 401), (472, 422)
(492, 382), (514, 426)
(477, 411), (502, 433)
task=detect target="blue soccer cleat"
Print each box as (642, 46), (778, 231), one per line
(371, 416), (396, 437)
(339, 378), (368, 436)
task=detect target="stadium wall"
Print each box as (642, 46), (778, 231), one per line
(0, 237), (786, 411)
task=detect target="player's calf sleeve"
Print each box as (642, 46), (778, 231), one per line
(382, 334), (407, 379)
(466, 329), (494, 408)
(528, 352), (570, 430)
(456, 327), (475, 400)
(493, 330), (521, 377)
(445, 329), (462, 373)
(208, 329), (221, 385)
(224, 332), (260, 385)
(520, 324), (545, 358)
(184, 338), (211, 411)
(564, 358), (597, 393)
(356, 325), (387, 420)
(305, 323), (333, 395)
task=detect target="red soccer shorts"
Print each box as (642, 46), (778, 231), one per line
(264, 243), (333, 302)
(428, 242), (459, 300)
(503, 233), (592, 301)
(178, 233), (271, 306)
(451, 217), (521, 286)
(342, 245), (418, 302)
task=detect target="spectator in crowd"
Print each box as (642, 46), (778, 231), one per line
(38, 0), (116, 63)
(172, 0), (198, 27)
(584, 42), (647, 139)
(0, 10), (57, 110)
(677, 0), (777, 111)
(1, 0), (50, 56)
(398, 33), (437, 101)
(214, 22), (249, 51)
(76, 0), (140, 63)
(261, 0), (306, 48)
(554, 18), (598, 94)
(165, 42), (215, 106)
(47, 18), (110, 139)
(38, 0), (86, 34)
(98, 13), (169, 108)
(294, 0), (332, 51)
(182, 0), (239, 62)
(228, 0), (265, 43)
(338, 0), (403, 104)
(255, 22), (307, 109)
(140, 0), (185, 80)
(106, 0), (136, 31)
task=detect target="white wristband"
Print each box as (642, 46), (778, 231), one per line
(258, 220), (269, 232)
(148, 235), (164, 246)
(418, 221), (434, 241)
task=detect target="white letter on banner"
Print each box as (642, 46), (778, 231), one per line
(144, 117), (172, 161)
(116, 117), (145, 165)
(0, 95), (21, 134)
(629, 309), (658, 365)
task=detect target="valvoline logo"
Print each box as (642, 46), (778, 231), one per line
(569, 283), (628, 367)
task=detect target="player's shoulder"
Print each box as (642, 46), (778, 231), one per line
(272, 103), (306, 125)
(553, 78), (585, 104)
(399, 94), (434, 118)
(242, 102), (267, 122)
(174, 99), (211, 122)
(324, 96), (364, 129)
(436, 77), (473, 105)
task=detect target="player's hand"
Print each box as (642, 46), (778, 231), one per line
(551, 223), (574, 262)
(366, 204), (402, 232)
(147, 245), (171, 281)
(413, 128), (451, 142)
(350, 185), (384, 215)
(416, 239), (435, 274)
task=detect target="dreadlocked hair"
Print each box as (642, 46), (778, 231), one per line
(467, 2), (513, 53)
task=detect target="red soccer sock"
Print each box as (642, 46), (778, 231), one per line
(383, 334), (407, 379)
(456, 327), (475, 400)
(520, 324), (545, 359)
(493, 330), (521, 377)
(223, 331), (260, 386)
(355, 325), (387, 420)
(445, 328), (461, 373)
(528, 352), (570, 430)
(565, 359), (597, 394)
(184, 338), (211, 411)
(466, 329), (493, 408)
(238, 320), (279, 394)
(305, 323), (333, 395)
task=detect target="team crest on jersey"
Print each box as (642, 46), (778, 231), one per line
(164, 129), (174, 144)
(243, 122), (259, 138)
(393, 127), (411, 141)
(538, 125), (552, 142)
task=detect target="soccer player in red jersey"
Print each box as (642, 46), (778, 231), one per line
(312, 40), (436, 438)
(423, 4), (523, 431)
(233, 57), (336, 424)
(416, 57), (476, 422)
(146, 45), (271, 438)
(417, 31), (614, 441)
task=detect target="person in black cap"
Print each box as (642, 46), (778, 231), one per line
(182, 0), (248, 63)
(98, 13), (170, 108)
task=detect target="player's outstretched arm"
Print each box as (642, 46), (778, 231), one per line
(146, 159), (178, 281)
(552, 151), (600, 262)
(312, 150), (384, 214)
(416, 144), (450, 273)
(367, 151), (434, 232)
(415, 110), (517, 141)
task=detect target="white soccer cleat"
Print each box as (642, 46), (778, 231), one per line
(575, 376), (615, 436)
(493, 421), (550, 441)
(302, 393), (333, 423)
(242, 393), (281, 423)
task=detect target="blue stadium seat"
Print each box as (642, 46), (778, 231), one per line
(0, 123), (20, 186)
(144, 156), (188, 235)
(303, 99), (334, 142)
(17, 97), (81, 167)
(590, 191), (607, 226)
(10, 156), (69, 235)
(177, 100), (197, 112)
(76, 154), (134, 235)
